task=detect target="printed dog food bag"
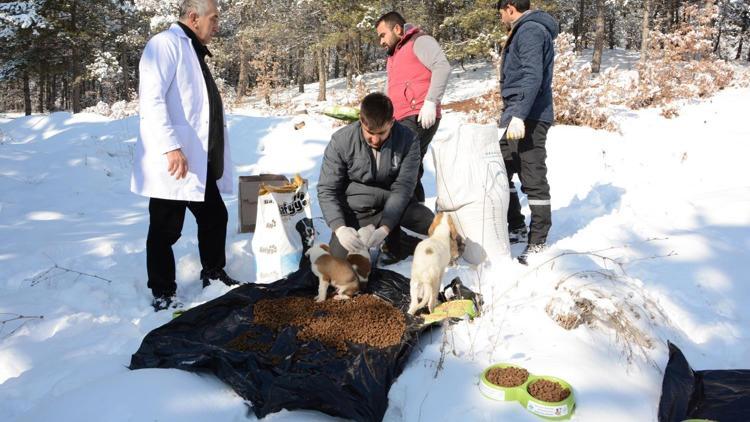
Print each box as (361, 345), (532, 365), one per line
(251, 175), (314, 283)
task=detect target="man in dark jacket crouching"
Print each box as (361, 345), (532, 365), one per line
(318, 92), (434, 260)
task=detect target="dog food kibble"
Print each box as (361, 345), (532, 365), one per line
(252, 294), (406, 352)
(528, 379), (571, 403)
(486, 366), (529, 388)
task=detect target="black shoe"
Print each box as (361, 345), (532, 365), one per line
(517, 243), (546, 266)
(509, 226), (528, 244)
(152, 294), (182, 312)
(201, 268), (240, 288)
(379, 249), (404, 266)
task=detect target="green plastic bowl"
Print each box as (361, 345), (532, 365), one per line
(521, 375), (576, 420)
(479, 363), (529, 402)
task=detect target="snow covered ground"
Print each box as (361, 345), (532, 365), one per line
(1, 55), (749, 421)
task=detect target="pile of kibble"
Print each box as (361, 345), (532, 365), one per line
(486, 366), (529, 388)
(528, 379), (571, 403)
(252, 294), (406, 352)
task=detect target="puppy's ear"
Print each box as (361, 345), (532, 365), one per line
(320, 243), (330, 252)
(428, 212), (443, 237)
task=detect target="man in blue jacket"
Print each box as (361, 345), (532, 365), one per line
(497, 0), (558, 264)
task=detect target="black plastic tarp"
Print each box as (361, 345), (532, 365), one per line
(658, 341), (750, 422)
(129, 266), (429, 422)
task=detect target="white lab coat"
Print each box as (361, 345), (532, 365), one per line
(130, 23), (233, 201)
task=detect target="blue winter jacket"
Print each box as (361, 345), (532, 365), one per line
(499, 10), (559, 127)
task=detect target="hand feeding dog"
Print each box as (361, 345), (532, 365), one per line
(346, 225), (374, 285)
(306, 243), (360, 302)
(407, 212), (458, 315)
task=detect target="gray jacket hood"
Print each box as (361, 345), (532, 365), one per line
(515, 10), (559, 40)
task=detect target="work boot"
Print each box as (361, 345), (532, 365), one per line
(152, 293), (182, 312)
(201, 268), (240, 288)
(509, 226), (528, 244)
(517, 243), (546, 266)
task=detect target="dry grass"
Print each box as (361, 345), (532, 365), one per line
(545, 268), (670, 369)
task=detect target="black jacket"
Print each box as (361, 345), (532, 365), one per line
(500, 10), (559, 127)
(318, 121), (420, 231)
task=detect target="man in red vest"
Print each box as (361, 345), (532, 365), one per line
(375, 11), (451, 204)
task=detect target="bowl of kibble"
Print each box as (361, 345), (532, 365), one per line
(479, 364), (575, 420)
(479, 363), (530, 401)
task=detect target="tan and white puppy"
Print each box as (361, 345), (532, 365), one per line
(306, 243), (360, 302)
(407, 213), (458, 315)
(346, 225), (374, 284)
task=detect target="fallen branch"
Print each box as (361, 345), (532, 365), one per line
(26, 263), (114, 286)
(1, 313), (44, 339)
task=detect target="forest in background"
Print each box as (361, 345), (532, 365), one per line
(1, 0), (748, 121)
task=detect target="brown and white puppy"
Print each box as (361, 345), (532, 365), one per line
(306, 243), (360, 302)
(407, 213), (458, 315)
(346, 226), (374, 284)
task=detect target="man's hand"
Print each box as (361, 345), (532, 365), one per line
(417, 100), (437, 129)
(367, 225), (390, 250)
(335, 226), (366, 252)
(506, 117), (525, 141)
(358, 225), (376, 246)
(166, 149), (188, 179)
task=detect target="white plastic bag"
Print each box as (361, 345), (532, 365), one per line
(431, 124), (511, 265)
(251, 176), (314, 283)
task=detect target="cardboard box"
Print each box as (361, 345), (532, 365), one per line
(238, 174), (289, 233)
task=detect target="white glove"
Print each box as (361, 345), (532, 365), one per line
(506, 116), (525, 140)
(367, 226), (390, 249)
(335, 226), (365, 252)
(357, 225), (376, 247)
(417, 100), (437, 129)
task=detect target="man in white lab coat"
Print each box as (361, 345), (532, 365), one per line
(131, 0), (238, 311)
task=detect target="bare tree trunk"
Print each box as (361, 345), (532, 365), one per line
(37, 68), (45, 113)
(298, 48), (305, 93)
(236, 41), (248, 98)
(63, 78), (68, 110)
(23, 70), (32, 116)
(736, 12), (748, 60)
(121, 50), (130, 101)
(592, 0), (605, 73)
(317, 49), (327, 102)
(670, 0), (680, 28)
(640, 0), (651, 62)
(333, 47), (340, 79)
(576, 0), (586, 51)
(47, 74), (56, 111)
(345, 41), (353, 89)
(607, 10), (616, 49)
(354, 33), (363, 75)
(713, 0), (725, 57)
(71, 1), (82, 113)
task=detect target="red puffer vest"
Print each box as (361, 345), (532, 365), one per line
(387, 27), (442, 121)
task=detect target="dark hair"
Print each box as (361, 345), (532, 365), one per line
(360, 93), (394, 129)
(498, 0), (530, 12)
(375, 11), (406, 30)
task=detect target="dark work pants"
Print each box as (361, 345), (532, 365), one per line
(328, 200), (434, 259)
(146, 171), (228, 296)
(500, 120), (552, 245)
(399, 115), (441, 202)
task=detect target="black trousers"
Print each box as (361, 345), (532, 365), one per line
(328, 200), (434, 259)
(398, 115), (441, 202)
(500, 120), (552, 245)
(146, 172), (228, 296)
